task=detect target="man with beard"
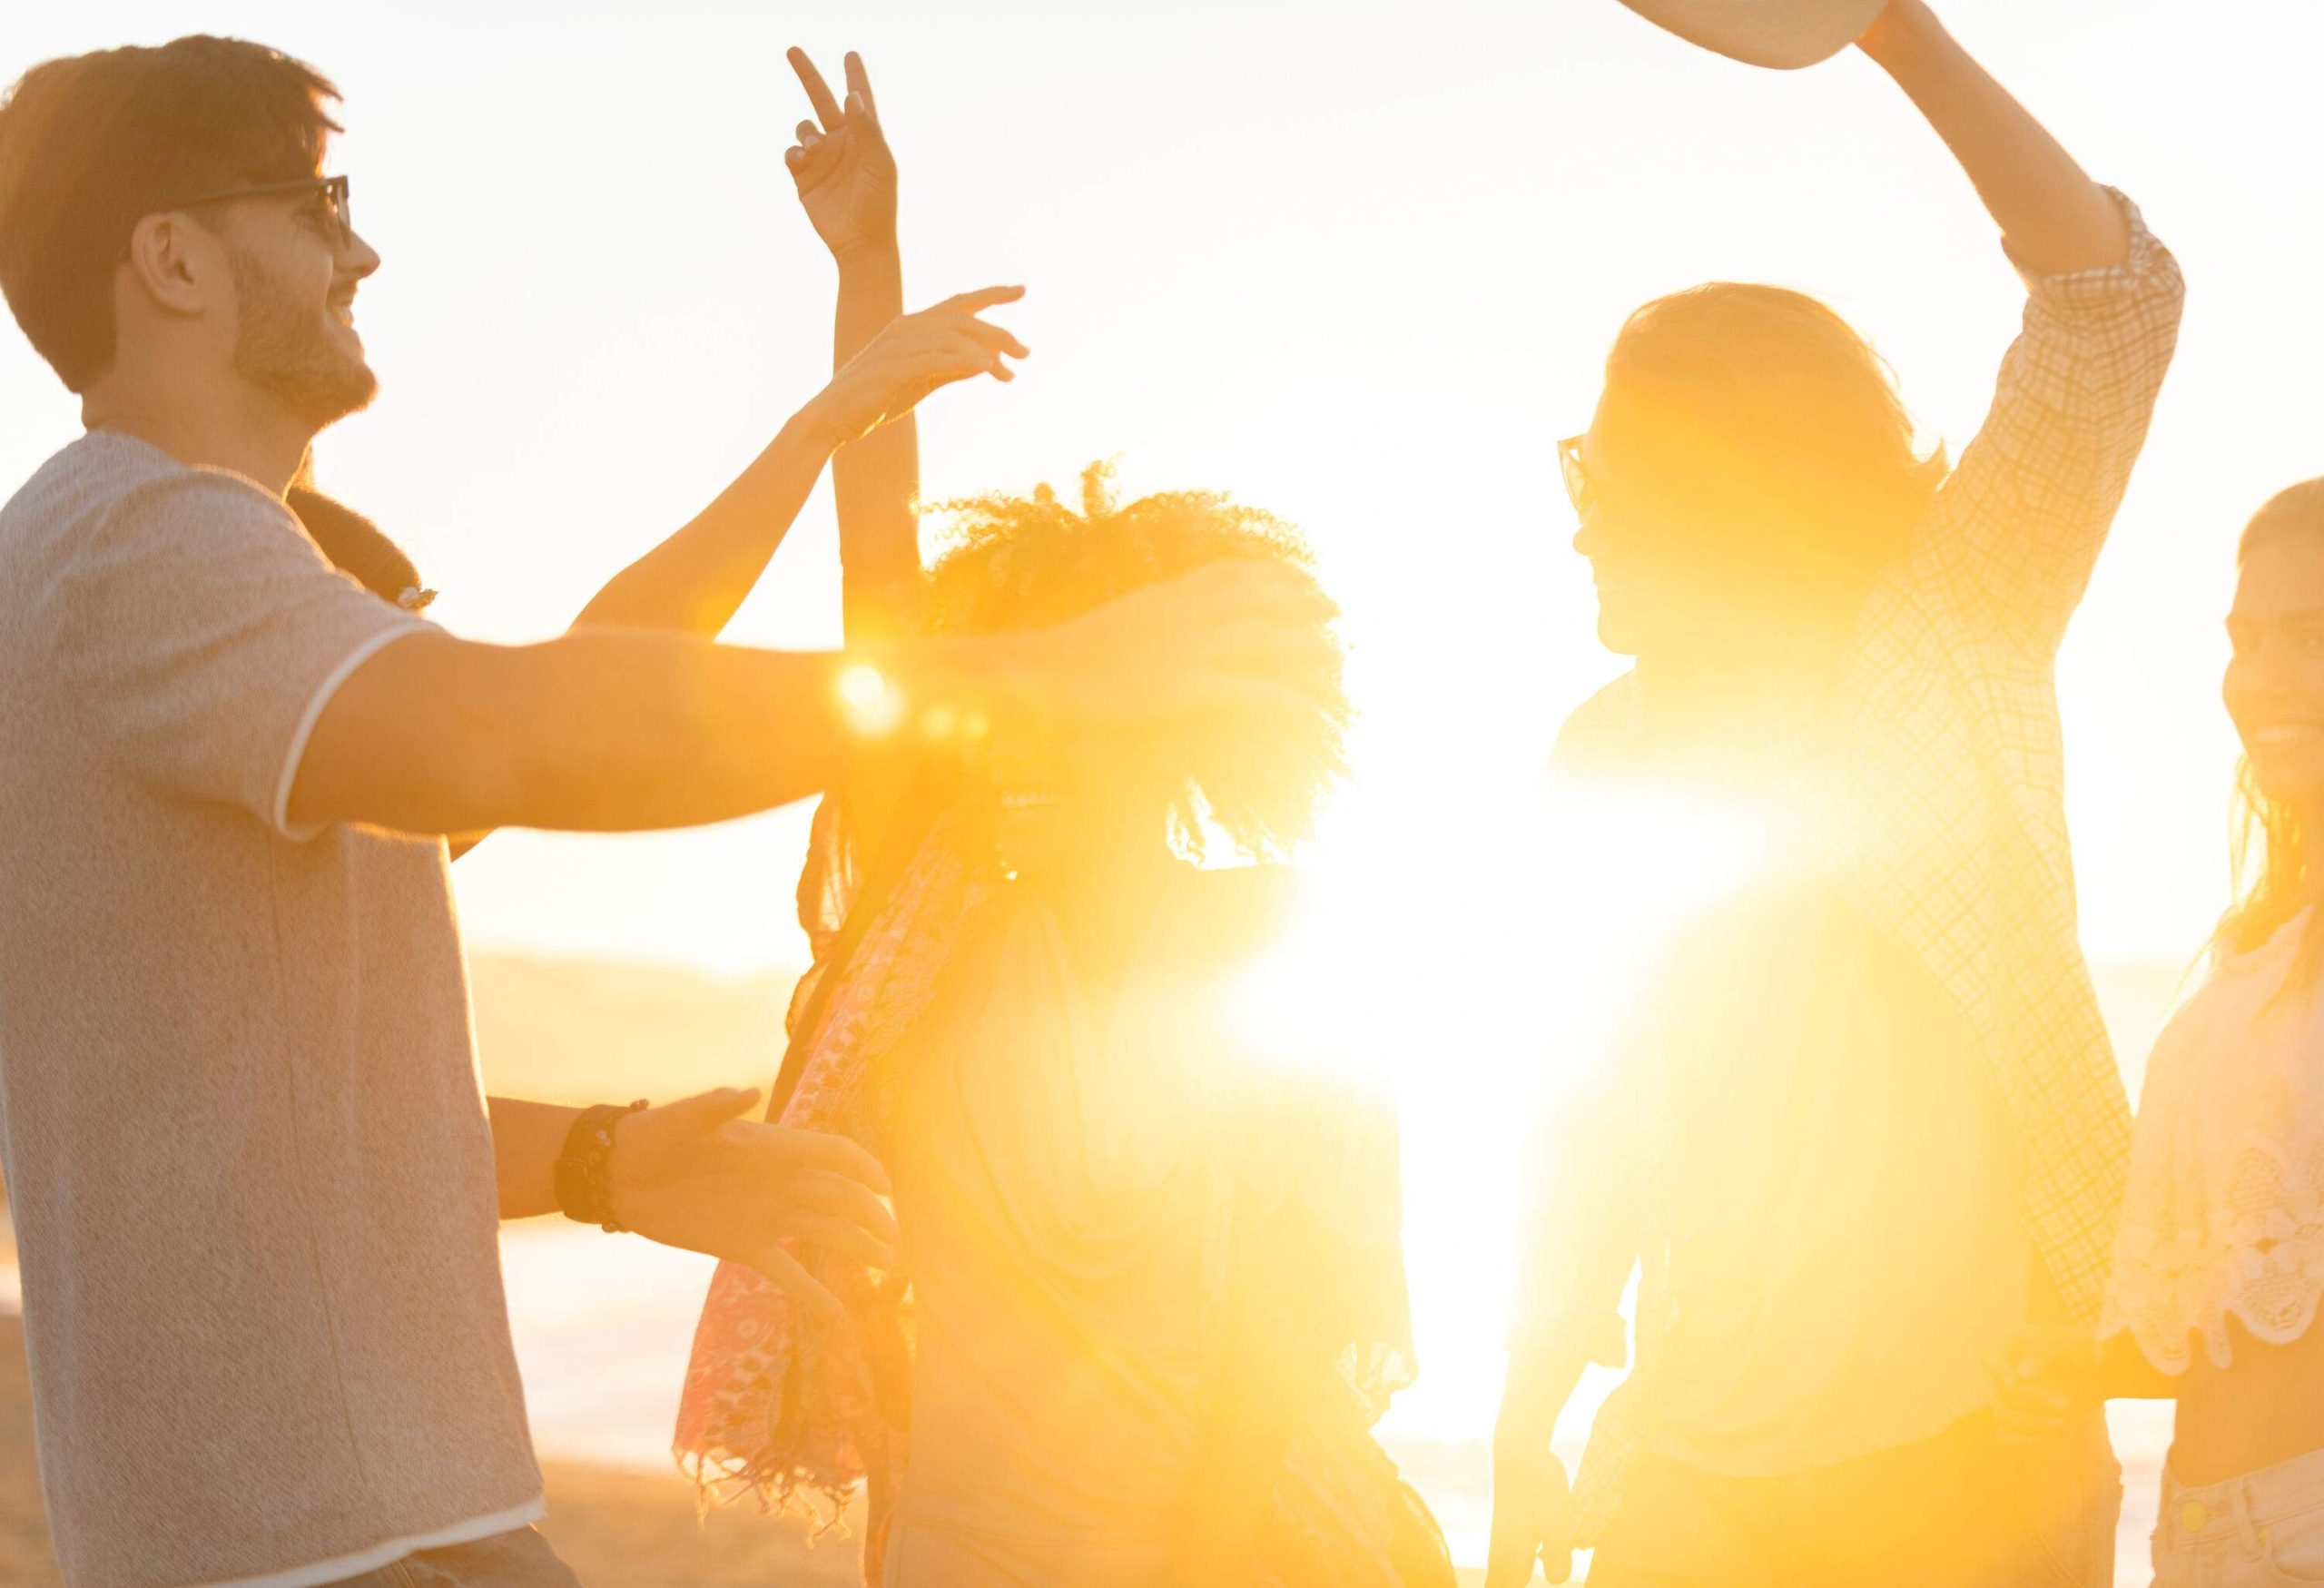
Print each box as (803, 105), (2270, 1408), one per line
(0, 35), (1333, 1588)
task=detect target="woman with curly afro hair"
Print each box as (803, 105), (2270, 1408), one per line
(674, 63), (1449, 1588)
(681, 459), (1451, 1588)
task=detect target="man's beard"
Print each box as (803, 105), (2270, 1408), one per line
(228, 250), (378, 430)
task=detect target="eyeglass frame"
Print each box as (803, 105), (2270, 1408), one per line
(122, 174), (354, 258)
(1558, 433), (1597, 520)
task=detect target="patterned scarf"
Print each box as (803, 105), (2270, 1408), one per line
(674, 801), (989, 1582)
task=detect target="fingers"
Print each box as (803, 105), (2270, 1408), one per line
(876, 327), (1027, 409)
(843, 51), (879, 122)
(913, 289), (1030, 364)
(766, 1164), (901, 1250)
(778, 1210), (899, 1270)
(930, 284), (1027, 316)
(953, 317), (1032, 361)
(746, 1240), (845, 1326)
(732, 1120), (894, 1195)
(786, 46), (844, 131)
(784, 127), (833, 181)
(1042, 561), (1340, 730)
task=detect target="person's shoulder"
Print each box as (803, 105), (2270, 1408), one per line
(4, 432), (153, 536)
(5, 434), (192, 593)
(1552, 671), (1644, 772)
(11, 431), (291, 558)
(11, 430), (189, 514)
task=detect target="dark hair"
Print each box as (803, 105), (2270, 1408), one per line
(0, 35), (340, 391)
(925, 462), (1347, 861)
(2221, 478), (2324, 962)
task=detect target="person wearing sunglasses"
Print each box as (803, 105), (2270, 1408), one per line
(0, 34), (1333, 1588)
(1489, 3), (2184, 1585)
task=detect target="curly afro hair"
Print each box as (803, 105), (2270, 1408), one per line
(923, 462), (1348, 861)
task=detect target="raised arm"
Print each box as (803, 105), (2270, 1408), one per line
(1857, 0), (2123, 276)
(1858, 0), (2184, 648)
(783, 48), (961, 643)
(782, 49), (1029, 880)
(566, 49), (1020, 640)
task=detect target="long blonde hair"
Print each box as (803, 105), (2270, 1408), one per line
(2219, 478), (2324, 962)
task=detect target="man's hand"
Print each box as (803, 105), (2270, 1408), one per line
(1486, 1437), (1574, 1586)
(784, 48), (896, 263)
(1987, 1324), (2101, 1445)
(993, 560), (1341, 738)
(803, 286), (1029, 449)
(609, 1087), (899, 1322)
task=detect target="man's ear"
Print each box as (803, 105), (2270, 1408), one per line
(120, 212), (222, 320)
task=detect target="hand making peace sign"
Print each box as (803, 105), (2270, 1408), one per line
(784, 47), (897, 262)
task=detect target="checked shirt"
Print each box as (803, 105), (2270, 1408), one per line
(1528, 190), (2185, 1544)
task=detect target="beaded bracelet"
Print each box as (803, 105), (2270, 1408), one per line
(554, 1099), (650, 1233)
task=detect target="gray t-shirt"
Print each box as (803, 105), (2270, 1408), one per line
(0, 432), (543, 1588)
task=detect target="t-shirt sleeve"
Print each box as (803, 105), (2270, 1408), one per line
(55, 469), (433, 838)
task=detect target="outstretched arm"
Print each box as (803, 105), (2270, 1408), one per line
(1857, 0), (2124, 275)
(1857, 1), (2183, 650)
(285, 557), (1332, 837)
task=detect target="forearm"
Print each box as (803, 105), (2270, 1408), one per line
(487, 1095), (582, 1220)
(569, 409), (840, 638)
(443, 632), (866, 833)
(832, 243), (922, 639)
(292, 625), (1012, 837)
(1859, 1), (2127, 275)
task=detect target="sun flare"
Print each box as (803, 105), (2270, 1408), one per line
(1226, 764), (1771, 1443)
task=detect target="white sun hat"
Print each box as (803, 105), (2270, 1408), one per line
(1616, 0), (1890, 68)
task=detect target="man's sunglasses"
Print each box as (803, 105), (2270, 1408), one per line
(1558, 434), (1598, 520)
(140, 173), (354, 250)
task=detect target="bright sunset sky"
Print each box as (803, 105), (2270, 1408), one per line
(12, 2), (2322, 1498)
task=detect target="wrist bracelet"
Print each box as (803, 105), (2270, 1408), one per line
(554, 1099), (650, 1233)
